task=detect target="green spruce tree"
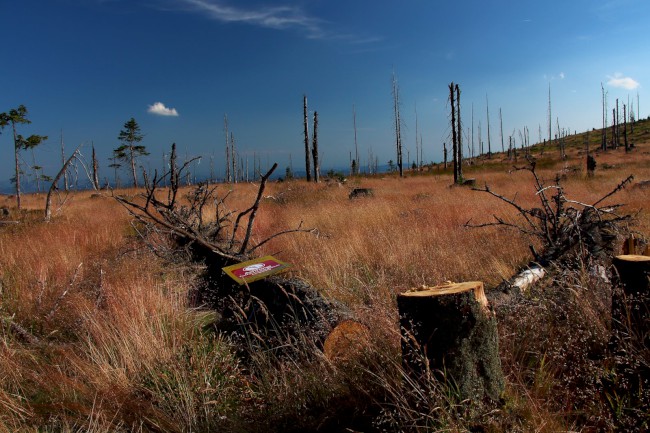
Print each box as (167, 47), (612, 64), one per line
(114, 118), (147, 188)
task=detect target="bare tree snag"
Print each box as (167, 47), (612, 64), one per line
(456, 84), (463, 180)
(224, 114), (230, 183)
(397, 281), (504, 402)
(45, 145), (82, 222)
(91, 143), (100, 190)
(303, 95), (312, 182)
(312, 111), (320, 183)
(449, 83), (458, 184)
(60, 130), (69, 191)
(392, 71), (403, 177)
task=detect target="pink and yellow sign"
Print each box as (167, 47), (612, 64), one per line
(222, 255), (291, 284)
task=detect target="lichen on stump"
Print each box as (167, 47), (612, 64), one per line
(397, 281), (504, 402)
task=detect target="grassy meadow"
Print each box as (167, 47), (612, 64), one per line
(1, 121), (650, 432)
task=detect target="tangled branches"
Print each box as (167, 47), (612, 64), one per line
(466, 157), (634, 266)
(114, 143), (314, 264)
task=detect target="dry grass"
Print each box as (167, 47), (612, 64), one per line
(1, 130), (649, 431)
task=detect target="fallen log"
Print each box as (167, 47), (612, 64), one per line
(397, 281), (504, 402)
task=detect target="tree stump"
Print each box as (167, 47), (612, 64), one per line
(323, 320), (371, 363)
(397, 281), (504, 402)
(612, 255), (650, 347)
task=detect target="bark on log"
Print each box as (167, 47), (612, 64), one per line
(612, 255), (650, 347)
(397, 281), (504, 401)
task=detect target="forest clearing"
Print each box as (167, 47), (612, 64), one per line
(1, 121), (650, 432)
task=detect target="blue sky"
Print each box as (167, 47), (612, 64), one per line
(1, 0), (648, 190)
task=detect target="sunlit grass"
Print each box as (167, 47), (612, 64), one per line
(1, 132), (648, 431)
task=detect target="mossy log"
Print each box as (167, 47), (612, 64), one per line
(612, 255), (650, 346)
(397, 281), (504, 402)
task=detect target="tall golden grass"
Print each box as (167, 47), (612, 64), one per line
(1, 133), (649, 431)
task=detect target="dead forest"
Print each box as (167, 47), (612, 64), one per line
(1, 117), (650, 432)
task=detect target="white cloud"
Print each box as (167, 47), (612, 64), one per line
(607, 73), (640, 90)
(147, 102), (179, 117)
(559, 72), (565, 79)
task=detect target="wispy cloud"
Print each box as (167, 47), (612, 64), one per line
(148, 102), (179, 117)
(607, 73), (640, 90)
(156, 0), (377, 43)
(173, 0), (325, 38)
(543, 72), (565, 81)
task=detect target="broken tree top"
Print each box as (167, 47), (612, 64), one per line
(222, 255), (291, 285)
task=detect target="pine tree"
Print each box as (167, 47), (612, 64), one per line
(0, 105), (48, 209)
(114, 117), (147, 188)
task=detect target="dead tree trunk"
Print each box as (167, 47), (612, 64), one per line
(61, 130), (69, 191)
(224, 114), (230, 183)
(443, 142), (448, 170)
(231, 133), (237, 184)
(623, 104), (630, 152)
(311, 111), (320, 183)
(45, 145), (81, 221)
(92, 143), (100, 190)
(392, 72), (403, 177)
(303, 95), (312, 182)
(456, 84), (463, 181)
(449, 83), (458, 184)
(397, 281), (504, 402)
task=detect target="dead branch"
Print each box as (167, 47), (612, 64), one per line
(468, 158), (633, 267)
(114, 144), (314, 267)
(45, 144), (82, 222)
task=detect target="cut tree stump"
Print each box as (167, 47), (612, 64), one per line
(612, 255), (650, 347)
(323, 320), (371, 363)
(397, 281), (504, 402)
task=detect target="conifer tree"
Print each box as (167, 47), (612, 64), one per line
(114, 117), (147, 188)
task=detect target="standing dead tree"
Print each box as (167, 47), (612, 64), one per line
(312, 111), (320, 183)
(303, 95), (312, 182)
(45, 144), (82, 222)
(392, 71), (403, 177)
(91, 143), (100, 190)
(449, 82), (463, 183)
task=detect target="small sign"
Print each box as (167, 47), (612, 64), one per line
(222, 255), (291, 285)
